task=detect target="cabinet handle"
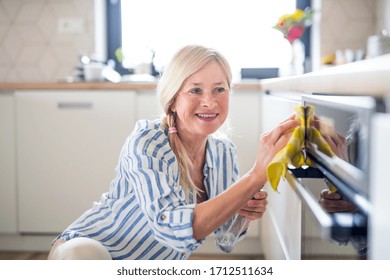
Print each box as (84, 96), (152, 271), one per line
(57, 102), (93, 109)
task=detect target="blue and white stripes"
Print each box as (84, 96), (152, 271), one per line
(56, 119), (239, 259)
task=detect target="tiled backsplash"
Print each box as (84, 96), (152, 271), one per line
(0, 0), (94, 82)
(320, 0), (378, 60)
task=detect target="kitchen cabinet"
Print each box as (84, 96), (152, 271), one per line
(259, 93), (302, 260)
(16, 90), (136, 233)
(228, 90), (262, 239)
(369, 113), (390, 259)
(0, 93), (17, 233)
(136, 90), (163, 120)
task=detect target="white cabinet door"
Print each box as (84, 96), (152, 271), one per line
(16, 90), (136, 233)
(260, 93), (302, 259)
(369, 113), (390, 259)
(228, 90), (262, 239)
(136, 90), (163, 120)
(0, 93), (17, 233)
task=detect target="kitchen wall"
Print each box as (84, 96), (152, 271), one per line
(0, 0), (389, 83)
(320, 0), (378, 60)
(377, 0), (390, 32)
(0, 0), (95, 82)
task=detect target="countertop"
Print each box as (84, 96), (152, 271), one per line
(2, 55), (389, 95)
(0, 81), (261, 91)
(260, 54), (390, 96)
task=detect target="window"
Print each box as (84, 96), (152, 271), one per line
(107, 0), (311, 78)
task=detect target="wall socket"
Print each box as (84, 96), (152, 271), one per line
(58, 17), (85, 34)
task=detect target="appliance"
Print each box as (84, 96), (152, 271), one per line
(285, 94), (386, 259)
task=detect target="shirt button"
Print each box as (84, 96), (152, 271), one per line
(161, 214), (166, 221)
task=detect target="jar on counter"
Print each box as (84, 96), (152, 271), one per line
(367, 30), (390, 58)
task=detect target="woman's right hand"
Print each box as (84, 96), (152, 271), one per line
(253, 114), (300, 181)
(320, 189), (357, 213)
(310, 116), (349, 161)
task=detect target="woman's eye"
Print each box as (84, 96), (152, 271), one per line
(214, 87), (227, 94)
(190, 88), (202, 94)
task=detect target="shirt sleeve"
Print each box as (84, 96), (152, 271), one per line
(123, 126), (203, 253)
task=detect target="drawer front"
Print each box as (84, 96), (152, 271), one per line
(16, 90), (136, 233)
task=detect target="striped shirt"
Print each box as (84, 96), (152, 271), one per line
(56, 119), (240, 260)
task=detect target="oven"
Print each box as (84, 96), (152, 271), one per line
(260, 92), (386, 260)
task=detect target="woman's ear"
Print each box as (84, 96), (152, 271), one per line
(170, 104), (176, 113)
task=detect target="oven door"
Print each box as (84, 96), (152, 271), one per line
(261, 93), (379, 260)
(293, 95), (380, 259)
(302, 95), (378, 200)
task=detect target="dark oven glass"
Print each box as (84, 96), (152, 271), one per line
(297, 95), (380, 259)
(303, 95), (378, 198)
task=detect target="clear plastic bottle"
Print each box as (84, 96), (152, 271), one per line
(215, 214), (248, 253)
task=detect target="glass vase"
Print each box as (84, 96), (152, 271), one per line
(290, 38), (305, 75)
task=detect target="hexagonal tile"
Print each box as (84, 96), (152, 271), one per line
(5, 67), (22, 82)
(0, 67), (9, 82)
(0, 24), (9, 44)
(0, 4), (10, 24)
(54, 65), (75, 82)
(1, 0), (22, 19)
(49, 1), (77, 18)
(37, 6), (57, 40)
(73, 0), (94, 20)
(16, 65), (45, 82)
(52, 43), (79, 65)
(2, 26), (24, 61)
(0, 45), (12, 66)
(17, 44), (45, 65)
(38, 48), (60, 81)
(340, 0), (376, 19)
(14, 1), (45, 24)
(16, 25), (46, 44)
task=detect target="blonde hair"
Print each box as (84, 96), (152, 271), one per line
(158, 45), (232, 193)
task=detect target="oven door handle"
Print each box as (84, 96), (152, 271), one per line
(285, 171), (367, 241)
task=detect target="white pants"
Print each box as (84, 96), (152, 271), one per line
(48, 237), (112, 260)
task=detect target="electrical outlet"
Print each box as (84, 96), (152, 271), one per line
(58, 18), (85, 34)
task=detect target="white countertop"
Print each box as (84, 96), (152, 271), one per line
(260, 54), (390, 96)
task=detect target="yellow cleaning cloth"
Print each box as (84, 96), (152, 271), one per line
(266, 105), (335, 192)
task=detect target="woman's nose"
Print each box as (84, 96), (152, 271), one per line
(201, 92), (215, 107)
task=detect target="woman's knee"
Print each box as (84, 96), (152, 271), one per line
(48, 237), (112, 260)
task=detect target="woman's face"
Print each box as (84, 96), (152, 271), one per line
(172, 61), (230, 140)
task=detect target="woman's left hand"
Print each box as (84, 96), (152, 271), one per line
(238, 190), (268, 221)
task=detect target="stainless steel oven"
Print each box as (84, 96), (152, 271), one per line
(262, 93), (386, 259)
(286, 94), (386, 259)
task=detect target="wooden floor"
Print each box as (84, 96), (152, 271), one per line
(1, 251), (359, 260)
(0, 251), (264, 260)
(0, 251), (49, 260)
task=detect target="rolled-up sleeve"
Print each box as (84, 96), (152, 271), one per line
(124, 127), (202, 252)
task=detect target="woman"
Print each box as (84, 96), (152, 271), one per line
(48, 45), (299, 260)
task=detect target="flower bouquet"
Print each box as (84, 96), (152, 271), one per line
(273, 8), (314, 43)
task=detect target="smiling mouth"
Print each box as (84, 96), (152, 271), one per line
(196, 113), (218, 119)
